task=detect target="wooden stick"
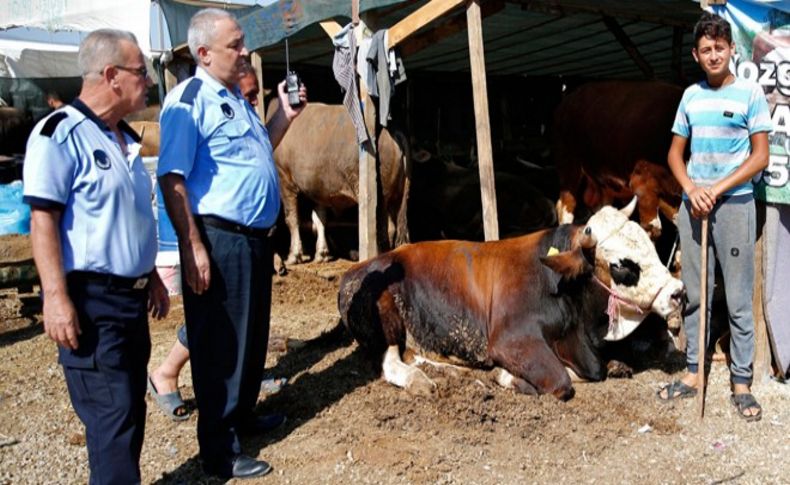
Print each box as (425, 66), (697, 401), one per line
(697, 216), (709, 419)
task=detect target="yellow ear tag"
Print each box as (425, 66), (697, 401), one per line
(547, 247), (559, 256)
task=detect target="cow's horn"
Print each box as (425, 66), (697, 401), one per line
(579, 226), (597, 248)
(620, 196), (638, 218)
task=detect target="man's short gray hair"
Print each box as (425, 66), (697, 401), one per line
(188, 8), (237, 64)
(78, 29), (138, 78)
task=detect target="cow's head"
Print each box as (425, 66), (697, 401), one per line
(584, 199), (685, 340)
(542, 199), (685, 341)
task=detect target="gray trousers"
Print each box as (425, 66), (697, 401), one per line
(678, 195), (755, 385)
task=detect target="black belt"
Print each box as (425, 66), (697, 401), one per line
(68, 271), (150, 290)
(198, 215), (273, 238)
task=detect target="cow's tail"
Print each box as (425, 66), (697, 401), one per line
(393, 131), (411, 247)
(337, 256), (403, 357)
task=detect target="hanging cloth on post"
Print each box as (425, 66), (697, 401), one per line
(366, 30), (407, 127)
(332, 23), (369, 145)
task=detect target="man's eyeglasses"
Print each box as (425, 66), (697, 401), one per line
(113, 65), (148, 78)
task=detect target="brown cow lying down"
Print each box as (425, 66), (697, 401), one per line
(338, 201), (685, 400)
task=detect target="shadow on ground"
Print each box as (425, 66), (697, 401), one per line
(152, 322), (376, 484)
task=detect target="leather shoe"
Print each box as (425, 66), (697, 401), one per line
(231, 454), (272, 479)
(241, 413), (287, 435)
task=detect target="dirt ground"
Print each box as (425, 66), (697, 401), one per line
(1, 253), (789, 484)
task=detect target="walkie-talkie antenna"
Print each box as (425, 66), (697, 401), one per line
(285, 37), (290, 74)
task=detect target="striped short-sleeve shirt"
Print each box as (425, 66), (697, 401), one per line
(671, 77), (772, 196)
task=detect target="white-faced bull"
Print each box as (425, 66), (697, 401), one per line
(337, 202), (685, 400)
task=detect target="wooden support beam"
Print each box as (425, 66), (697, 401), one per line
(400, 0), (504, 58)
(754, 210), (772, 381)
(701, 0), (727, 8)
(467, 0), (499, 241)
(353, 0), (379, 260)
(250, 50), (266, 120)
(320, 20), (342, 38)
(164, 64), (179, 94)
(602, 15), (655, 79)
(358, 89), (379, 261)
(388, 0), (466, 49)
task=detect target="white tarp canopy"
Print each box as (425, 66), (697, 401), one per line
(0, 38), (79, 78)
(0, 0), (152, 55)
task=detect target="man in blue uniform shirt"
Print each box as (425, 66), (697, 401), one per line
(158, 8), (306, 479)
(24, 29), (170, 484)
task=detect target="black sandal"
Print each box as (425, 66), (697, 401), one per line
(730, 393), (762, 422)
(657, 380), (697, 401)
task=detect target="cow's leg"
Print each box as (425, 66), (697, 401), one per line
(382, 345), (436, 396)
(491, 338), (574, 400)
(281, 188), (307, 265)
(312, 208), (331, 263)
(495, 367), (538, 395)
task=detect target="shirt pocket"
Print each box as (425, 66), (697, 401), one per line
(207, 120), (252, 149)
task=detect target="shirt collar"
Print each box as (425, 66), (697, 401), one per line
(71, 98), (110, 132)
(195, 66), (243, 99)
(70, 98), (142, 143)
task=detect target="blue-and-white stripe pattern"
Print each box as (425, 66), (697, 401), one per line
(672, 77), (772, 196)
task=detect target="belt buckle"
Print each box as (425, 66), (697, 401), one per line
(132, 277), (149, 290)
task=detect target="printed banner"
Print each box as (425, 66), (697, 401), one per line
(714, 1), (790, 203)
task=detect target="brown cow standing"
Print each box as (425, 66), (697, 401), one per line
(338, 202), (685, 399)
(268, 99), (409, 264)
(554, 81), (683, 239)
(128, 120), (160, 157)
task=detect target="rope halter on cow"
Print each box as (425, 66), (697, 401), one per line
(581, 214), (667, 337)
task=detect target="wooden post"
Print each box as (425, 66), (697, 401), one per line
(358, 86), (379, 261)
(355, 5), (379, 261)
(698, 217), (709, 419)
(250, 50), (266, 120)
(466, 0), (499, 241)
(164, 64), (178, 94)
(602, 15), (655, 79)
(753, 216), (772, 381)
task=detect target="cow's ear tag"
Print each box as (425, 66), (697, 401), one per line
(547, 246), (560, 256)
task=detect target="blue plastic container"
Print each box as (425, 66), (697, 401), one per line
(0, 181), (30, 235)
(155, 183), (179, 253)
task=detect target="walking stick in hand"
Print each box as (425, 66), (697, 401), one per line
(697, 216), (709, 419)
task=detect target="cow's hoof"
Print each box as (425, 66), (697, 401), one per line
(606, 360), (633, 379)
(314, 252), (331, 263)
(285, 254), (307, 265)
(405, 372), (437, 397)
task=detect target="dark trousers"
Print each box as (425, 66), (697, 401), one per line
(183, 223), (273, 475)
(61, 274), (151, 485)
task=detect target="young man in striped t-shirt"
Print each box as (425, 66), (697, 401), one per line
(659, 12), (771, 422)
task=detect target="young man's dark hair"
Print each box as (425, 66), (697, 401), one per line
(693, 11), (733, 45)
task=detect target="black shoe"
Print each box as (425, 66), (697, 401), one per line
(241, 413), (287, 435)
(231, 454), (272, 479)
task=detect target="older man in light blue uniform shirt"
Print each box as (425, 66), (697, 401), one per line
(24, 29), (169, 484)
(158, 8), (306, 480)
(158, 62), (280, 228)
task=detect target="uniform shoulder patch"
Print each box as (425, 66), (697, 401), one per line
(40, 112), (69, 137)
(180, 78), (203, 105)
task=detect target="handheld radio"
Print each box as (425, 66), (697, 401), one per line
(285, 38), (301, 107)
